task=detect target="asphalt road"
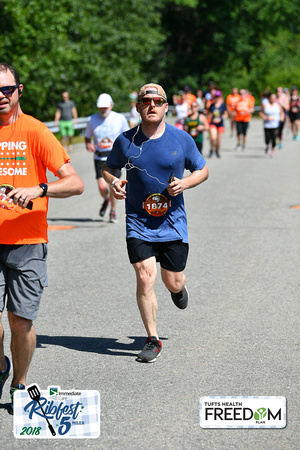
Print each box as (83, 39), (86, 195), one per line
(1, 117), (299, 449)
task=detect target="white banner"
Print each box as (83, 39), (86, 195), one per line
(200, 396), (286, 428)
(14, 384), (100, 438)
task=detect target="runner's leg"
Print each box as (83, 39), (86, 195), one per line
(160, 268), (186, 294)
(8, 311), (36, 386)
(109, 185), (117, 211)
(209, 126), (217, 154)
(216, 131), (222, 156)
(0, 313), (6, 371)
(97, 177), (109, 200)
(133, 257), (158, 339)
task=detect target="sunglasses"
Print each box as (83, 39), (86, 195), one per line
(139, 97), (166, 106)
(0, 85), (19, 96)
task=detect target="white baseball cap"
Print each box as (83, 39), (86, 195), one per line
(97, 93), (113, 108)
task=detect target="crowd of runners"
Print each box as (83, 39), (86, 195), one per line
(173, 83), (300, 158)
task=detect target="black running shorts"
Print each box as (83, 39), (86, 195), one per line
(126, 238), (189, 272)
(94, 159), (121, 180)
(236, 121), (249, 136)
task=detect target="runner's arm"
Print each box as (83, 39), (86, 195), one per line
(72, 106), (78, 123)
(259, 104), (266, 120)
(46, 162), (84, 198)
(54, 108), (61, 125)
(198, 114), (209, 131)
(85, 137), (95, 152)
(167, 165), (209, 197)
(279, 105), (285, 122)
(7, 162), (84, 207)
(102, 162), (127, 199)
(222, 108), (228, 120)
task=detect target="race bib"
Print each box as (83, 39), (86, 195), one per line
(98, 137), (113, 149)
(142, 193), (171, 217)
(190, 128), (199, 137)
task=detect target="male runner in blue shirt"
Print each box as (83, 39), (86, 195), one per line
(102, 83), (209, 362)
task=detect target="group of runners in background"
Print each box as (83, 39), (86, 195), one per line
(173, 84), (300, 158)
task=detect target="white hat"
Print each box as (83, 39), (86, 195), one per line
(97, 93), (113, 108)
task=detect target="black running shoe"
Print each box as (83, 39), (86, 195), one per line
(0, 356), (11, 399)
(170, 286), (189, 309)
(9, 383), (26, 415)
(99, 198), (110, 217)
(137, 336), (162, 363)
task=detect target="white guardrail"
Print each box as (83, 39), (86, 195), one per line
(43, 109), (176, 134)
(44, 106), (260, 134)
(44, 114), (131, 134)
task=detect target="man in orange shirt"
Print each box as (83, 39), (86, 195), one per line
(0, 63), (84, 413)
(234, 89), (255, 151)
(226, 87), (241, 136)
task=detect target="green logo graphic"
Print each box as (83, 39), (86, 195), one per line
(49, 387), (58, 396)
(254, 407), (267, 421)
(0, 156), (27, 160)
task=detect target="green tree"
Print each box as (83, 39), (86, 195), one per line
(0, 0), (164, 120)
(158, 0), (300, 101)
(1, 0), (299, 117)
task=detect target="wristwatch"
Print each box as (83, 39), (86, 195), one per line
(39, 183), (48, 198)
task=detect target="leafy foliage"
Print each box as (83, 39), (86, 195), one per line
(0, 0), (299, 117)
(0, 0), (164, 119)
(159, 0), (300, 101)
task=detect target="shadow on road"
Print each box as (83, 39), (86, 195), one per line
(0, 403), (11, 414)
(36, 335), (168, 357)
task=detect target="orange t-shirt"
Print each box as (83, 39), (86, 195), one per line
(0, 114), (70, 244)
(234, 99), (253, 122)
(246, 94), (255, 109)
(226, 94), (241, 111)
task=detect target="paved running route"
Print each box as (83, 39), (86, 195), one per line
(1, 118), (299, 449)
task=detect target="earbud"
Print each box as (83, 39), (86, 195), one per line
(18, 88), (22, 96)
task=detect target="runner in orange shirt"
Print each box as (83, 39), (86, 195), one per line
(226, 88), (241, 136)
(0, 63), (84, 414)
(234, 89), (255, 151)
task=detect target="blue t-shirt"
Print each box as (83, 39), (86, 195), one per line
(106, 123), (206, 243)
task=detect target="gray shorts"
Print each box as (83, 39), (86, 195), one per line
(0, 243), (48, 320)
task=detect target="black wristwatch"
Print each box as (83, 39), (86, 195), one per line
(39, 183), (48, 198)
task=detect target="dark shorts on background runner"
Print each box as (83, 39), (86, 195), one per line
(127, 238), (189, 272)
(95, 159), (121, 180)
(0, 243), (48, 320)
(236, 121), (249, 136)
(289, 111), (300, 122)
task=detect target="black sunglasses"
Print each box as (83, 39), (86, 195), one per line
(0, 85), (20, 96)
(139, 97), (166, 106)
